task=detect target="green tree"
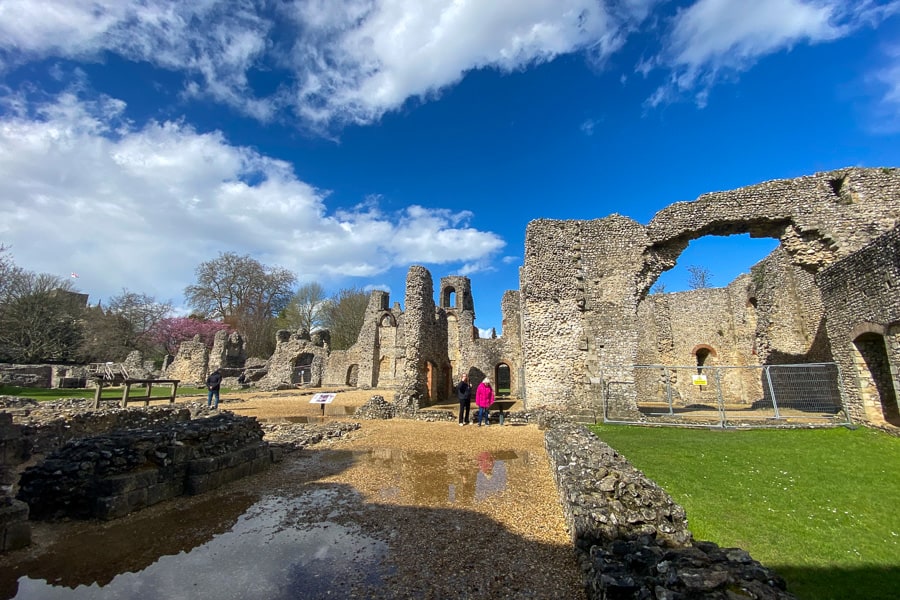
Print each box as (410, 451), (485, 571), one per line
(184, 252), (296, 357)
(278, 281), (327, 334)
(321, 287), (369, 350)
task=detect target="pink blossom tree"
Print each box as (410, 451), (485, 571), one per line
(150, 317), (230, 355)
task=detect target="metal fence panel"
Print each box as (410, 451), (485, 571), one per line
(600, 363), (848, 428)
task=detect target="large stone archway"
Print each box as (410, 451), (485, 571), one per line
(521, 167), (900, 415)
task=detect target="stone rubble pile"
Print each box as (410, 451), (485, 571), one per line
(260, 421), (360, 452)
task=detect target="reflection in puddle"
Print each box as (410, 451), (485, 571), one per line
(355, 449), (528, 506)
(261, 406), (356, 424)
(2, 494), (386, 600)
(0, 447), (536, 599)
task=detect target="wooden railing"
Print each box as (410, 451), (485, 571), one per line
(92, 378), (180, 409)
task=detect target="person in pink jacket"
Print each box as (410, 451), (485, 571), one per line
(475, 377), (495, 426)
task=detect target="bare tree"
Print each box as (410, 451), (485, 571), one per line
(0, 271), (84, 363)
(651, 281), (667, 294)
(687, 265), (713, 290)
(107, 289), (173, 349)
(278, 282), (327, 334)
(185, 252), (296, 319)
(321, 287), (369, 350)
(184, 252), (296, 356)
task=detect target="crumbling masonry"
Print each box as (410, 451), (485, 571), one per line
(330, 167), (900, 427)
(158, 167), (900, 428)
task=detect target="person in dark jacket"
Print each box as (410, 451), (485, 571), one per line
(456, 373), (472, 426)
(206, 369), (223, 409)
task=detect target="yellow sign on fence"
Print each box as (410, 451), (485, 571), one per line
(692, 374), (708, 386)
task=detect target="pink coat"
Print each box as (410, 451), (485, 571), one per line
(475, 382), (495, 408)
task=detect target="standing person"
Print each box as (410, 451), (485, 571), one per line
(475, 377), (495, 426)
(456, 373), (472, 426)
(205, 368), (222, 410)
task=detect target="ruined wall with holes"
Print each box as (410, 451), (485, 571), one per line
(323, 290), (406, 389)
(636, 277), (762, 406)
(438, 276), (524, 398)
(393, 266), (450, 407)
(258, 330), (328, 390)
(321, 268), (525, 409)
(635, 245), (835, 408)
(521, 167), (900, 416)
(817, 226), (900, 424)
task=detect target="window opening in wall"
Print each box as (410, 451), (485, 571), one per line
(695, 347), (711, 374)
(425, 360), (435, 402)
(293, 353), (314, 384)
(346, 364), (359, 387)
(651, 234), (780, 294)
(495, 363), (511, 397)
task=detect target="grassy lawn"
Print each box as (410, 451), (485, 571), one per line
(588, 424), (900, 600)
(0, 384), (211, 401)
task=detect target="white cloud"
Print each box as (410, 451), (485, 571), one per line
(288, 0), (656, 126)
(0, 1), (658, 126)
(645, 0), (900, 107)
(0, 91), (505, 306)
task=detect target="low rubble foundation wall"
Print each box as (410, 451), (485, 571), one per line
(541, 417), (795, 599)
(16, 412), (273, 520)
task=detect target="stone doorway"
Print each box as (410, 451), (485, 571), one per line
(852, 332), (899, 425)
(495, 363), (511, 397)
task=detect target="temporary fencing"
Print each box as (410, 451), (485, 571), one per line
(600, 363), (849, 428)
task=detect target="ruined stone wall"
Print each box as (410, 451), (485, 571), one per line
(258, 330), (328, 390)
(543, 417), (794, 599)
(0, 365), (53, 388)
(164, 335), (209, 386)
(16, 412), (271, 520)
(750, 248), (831, 364)
(637, 280), (762, 406)
(439, 277), (523, 398)
(208, 330), (247, 375)
(322, 292), (406, 388)
(394, 267), (450, 407)
(523, 167), (900, 413)
(817, 226), (900, 424)
(522, 216), (649, 413)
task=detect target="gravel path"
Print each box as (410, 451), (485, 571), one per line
(234, 389), (585, 598)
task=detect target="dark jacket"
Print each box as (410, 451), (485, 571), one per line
(206, 371), (222, 391)
(456, 380), (471, 401)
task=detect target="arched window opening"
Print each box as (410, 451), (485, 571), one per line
(346, 364), (359, 387)
(293, 353), (314, 385)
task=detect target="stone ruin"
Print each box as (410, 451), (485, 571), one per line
(150, 166), (900, 427)
(9, 167), (897, 429)
(520, 167), (900, 427)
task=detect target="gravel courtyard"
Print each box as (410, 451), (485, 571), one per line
(0, 389), (585, 599)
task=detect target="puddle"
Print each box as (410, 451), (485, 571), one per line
(353, 449), (529, 506)
(0, 493), (387, 600)
(261, 406), (355, 424)
(0, 448), (534, 599)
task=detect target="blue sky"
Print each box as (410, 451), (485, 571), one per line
(1, 0), (899, 335)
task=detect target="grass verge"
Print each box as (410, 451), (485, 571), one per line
(588, 424), (900, 600)
(0, 384), (213, 401)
